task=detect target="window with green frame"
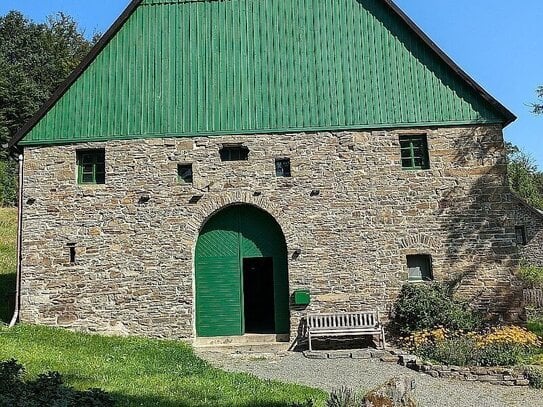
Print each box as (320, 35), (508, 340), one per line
(77, 149), (105, 184)
(399, 135), (430, 170)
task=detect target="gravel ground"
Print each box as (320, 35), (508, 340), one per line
(198, 348), (543, 407)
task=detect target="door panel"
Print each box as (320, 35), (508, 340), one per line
(195, 257), (242, 336)
(195, 205), (290, 337)
(273, 257), (290, 334)
(195, 206), (242, 337)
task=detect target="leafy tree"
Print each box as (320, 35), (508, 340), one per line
(506, 142), (543, 210)
(0, 11), (99, 206)
(533, 86), (543, 115)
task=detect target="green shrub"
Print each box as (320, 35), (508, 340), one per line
(0, 359), (114, 406)
(0, 160), (16, 207)
(326, 387), (363, 407)
(477, 342), (537, 367)
(525, 366), (543, 389)
(391, 283), (481, 336)
(416, 336), (476, 367)
(527, 317), (543, 337)
(518, 264), (543, 288)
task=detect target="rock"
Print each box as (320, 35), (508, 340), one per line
(328, 351), (352, 359)
(399, 354), (417, 366)
(370, 350), (387, 358)
(363, 377), (418, 407)
(351, 350), (372, 359)
(302, 351), (327, 359)
(380, 355), (400, 363)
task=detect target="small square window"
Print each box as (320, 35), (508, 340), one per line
(178, 164), (193, 184)
(407, 254), (433, 282)
(220, 145), (249, 161)
(77, 149), (105, 185)
(515, 225), (527, 246)
(275, 158), (291, 177)
(399, 135), (430, 170)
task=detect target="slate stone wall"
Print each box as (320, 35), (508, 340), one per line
(20, 124), (522, 340)
(511, 198), (543, 267)
(403, 357), (530, 386)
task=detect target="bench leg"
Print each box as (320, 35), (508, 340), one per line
(308, 332), (312, 351)
(381, 328), (386, 350)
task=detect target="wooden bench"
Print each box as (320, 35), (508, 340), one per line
(306, 311), (386, 351)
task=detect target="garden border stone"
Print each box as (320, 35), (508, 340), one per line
(303, 347), (534, 387)
(400, 355), (531, 386)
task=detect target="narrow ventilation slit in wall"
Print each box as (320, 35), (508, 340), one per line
(67, 243), (76, 264)
(189, 195), (203, 204)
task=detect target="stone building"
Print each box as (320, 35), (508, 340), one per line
(511, 196), (543, 267)
(8, 0), (525, 341)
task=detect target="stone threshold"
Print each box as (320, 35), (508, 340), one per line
(193, 333), (290, 348)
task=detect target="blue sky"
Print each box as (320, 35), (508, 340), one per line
(1, 0), (541, 167)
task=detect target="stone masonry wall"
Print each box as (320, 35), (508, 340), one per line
(511, 197), (543, 267)
(20, 125), (521, 340)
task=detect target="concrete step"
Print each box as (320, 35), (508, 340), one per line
(193, 333), (290, 349)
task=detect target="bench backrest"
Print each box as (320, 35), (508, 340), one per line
(307, 311), (380, 329)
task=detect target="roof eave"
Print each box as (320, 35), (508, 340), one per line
(7, 0), (144, 149)
(381, 0), (516, 127)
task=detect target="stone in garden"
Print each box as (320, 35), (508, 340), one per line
(328, 351), (352, 359)
(302, 351), (327, 360)
(363, 377), (418, 407)
(351, 350), (372, 359)
(398, 354), (417, 366)
(380, 355), (400, 363)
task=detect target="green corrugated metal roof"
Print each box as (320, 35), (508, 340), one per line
(14, 0), (514, 146)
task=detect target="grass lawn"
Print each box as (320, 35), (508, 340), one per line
(0, 208), (325, 406)
(0, 325), (326, 406)
(0, 207), (16, 323)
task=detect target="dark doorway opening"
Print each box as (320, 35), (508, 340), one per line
(243, 257), (275, 334)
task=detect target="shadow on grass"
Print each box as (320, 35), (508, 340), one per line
(113, 393), (311, 407)
(0, 272), (15, 323)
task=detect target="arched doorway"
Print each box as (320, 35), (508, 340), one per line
(195, 204), (289, 337)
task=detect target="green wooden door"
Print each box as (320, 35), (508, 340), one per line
(195, 206), (243, 337)
(195, 205), (289, 337)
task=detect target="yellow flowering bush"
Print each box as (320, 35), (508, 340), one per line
(404, 327), (448, 350)
(406, 325), (543, 367)
(476, 326), (541, 348)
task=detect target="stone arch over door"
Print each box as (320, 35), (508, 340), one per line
(194, 203), (290, 338)
(185, 191), (300, 253)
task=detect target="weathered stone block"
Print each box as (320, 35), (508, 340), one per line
(328, 351), (352, 359)
(380, 355), (399, 363)
(351, 350), (372, 359)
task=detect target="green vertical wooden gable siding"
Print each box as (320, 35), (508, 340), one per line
(20, 0), (505, 146)
(195, 205), (289, 337)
